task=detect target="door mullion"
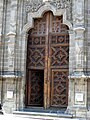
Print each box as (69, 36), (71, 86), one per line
(44, 12), (49, 108)
(47, 12), (52, 108)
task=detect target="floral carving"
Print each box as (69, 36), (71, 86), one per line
(50, 0), (71, 9)
(50, 0), (72, 20)
(25, 0), (72, 21)
(25, 0), (45, 12)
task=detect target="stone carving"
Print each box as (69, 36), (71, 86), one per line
(8, 46), (14, 57)
(25, 0), (72, 18)
(66, 1), (72, 21)
(8, 43), (14, 67)
(50, 0), (71, 9)
(25, 0), (45, 12)
(9, 9), (17, 33)
(25, 0), (72, 23)
(50, 0), (72, 20)
(76, 44), (83, 67)
(73, 2), (84, 25)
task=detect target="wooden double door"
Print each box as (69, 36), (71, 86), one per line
(26, 11), (69, 108)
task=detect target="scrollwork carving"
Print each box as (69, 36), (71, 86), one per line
(50, 0), (72, 20)
(50, 0), (71, 9)
(25, 0), (45, 12)
(25, 0), (72, 21)
(73, 1), (84, 26)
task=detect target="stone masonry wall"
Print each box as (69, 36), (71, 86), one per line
(0, 0), (25, 113)
(0, 0), (90, 117)
(86, 0), (90, 110)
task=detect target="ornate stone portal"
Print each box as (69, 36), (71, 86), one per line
(24, 0), (88, 117)
(0, 0), (89, 117)
(26, 12), (69, 108)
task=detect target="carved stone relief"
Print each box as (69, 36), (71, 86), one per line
(76, 45), (83, 67)
(73, 1), (84, 26)
(50, 0), (71, 9)
(8, 42), (14, 67)
(74, 28), (85, 68)
(25, 0), (72, 21)
(10, 10), (16, 32)
(25, 0), (45, 12)
(50, 0), (72, 20)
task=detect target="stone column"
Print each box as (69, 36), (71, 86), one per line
(67, 0), (88, 117)
(74, 27), (85, 71)
(19, 32), (28, 109)
(0, 0), (4, 103)
(3, 0), (18, 113)
(7, 33), (16, 71)
(0, 1), (3, 61)
(6, 0), (17, 71)
(73, 0), (85, 71)
(0, 1), (3, 41)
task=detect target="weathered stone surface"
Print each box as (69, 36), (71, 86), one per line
(0, 0), (90, 118)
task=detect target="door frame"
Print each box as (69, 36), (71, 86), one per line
(21, 2), (72, 110)
(25, 11), (70, 108)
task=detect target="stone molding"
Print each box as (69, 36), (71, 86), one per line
(69, 76), (90, 80)
(73, 27), (85, 32)
(6, 31), (16, 37)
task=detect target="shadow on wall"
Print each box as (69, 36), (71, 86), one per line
(0, 104), (4, 115)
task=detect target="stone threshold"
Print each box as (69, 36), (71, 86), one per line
(13, 111), (73, 118)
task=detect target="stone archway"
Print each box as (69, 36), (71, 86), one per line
(25, 11), (69, 108)
(21, 2), (73, 108)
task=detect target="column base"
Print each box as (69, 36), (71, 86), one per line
(66, 106), (87, 117)
(68, 71), (90, 117)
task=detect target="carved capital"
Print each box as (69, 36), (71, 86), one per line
(6, 31), (16, 37)
(73, 27), (85, 32)
(74, 27), (85, 41)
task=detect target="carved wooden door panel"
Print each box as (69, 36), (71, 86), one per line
(26, 11), (69, 107)
(49, 14), (69, 107)
(27, 70), (44, 106)
(26, 13), (47, 106)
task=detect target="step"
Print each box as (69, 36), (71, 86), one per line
(13, 111), (73, 118)
(0, 114), (80, 120)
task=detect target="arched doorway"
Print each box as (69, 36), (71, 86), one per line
(26, 11), (69, 108)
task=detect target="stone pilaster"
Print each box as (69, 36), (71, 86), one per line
(19, 33), (28, 109)
(0, 1), (3, 40)
(73, 0), (85, 71)
(3, 0), (18, 113)
(0, 1), (3, 68)
(6, 0), (17, 71)
(67, 0), (88, 117)
(0, 0), (4, 104)
(74, 27), (85, 71)
(7, 32), (16, 71)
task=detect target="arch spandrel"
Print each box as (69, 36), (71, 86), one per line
(22, 2), (72, 34)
